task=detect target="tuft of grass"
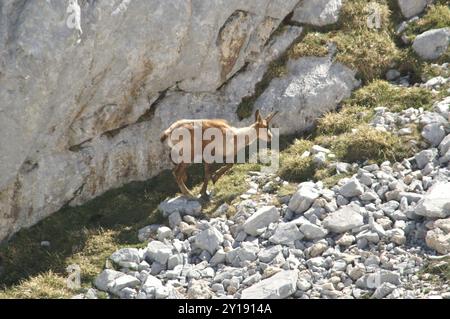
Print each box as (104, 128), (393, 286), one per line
(278, 140), (316, 182)
(316, 106), (372, 135)
(276, 183), (297, 197)
(0, 271), (73, 299)
(193, 163), (261, 214)
(288, 32), (330, 59)
(404, 4), (450, 41)
(314, 168), (352, 188)
(288, 0), (401, 83)
(315, 125), (416, 163)
(344, 80), (434, 112)
(0, 170), (179, 298)
(420, 258), (450, 285)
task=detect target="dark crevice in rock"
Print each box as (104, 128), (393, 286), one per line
(137, 89), (169, 123)
(66, 181), (87, 207)
(18, 159), (38, 174)
(69, 138), (93, 152)
(216, 62), (250, 91)
(101, 124), (130, 139)
(236, 22), (304, 120)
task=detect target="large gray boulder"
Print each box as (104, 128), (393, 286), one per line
(241, 270), (298, 299)
(194, 227), (224, 255)
(0, 0), (301, 242)
(415, 182), (450, 218)
(323, 203), (364, 233)
(0, 1), (358, 242)
(243, 206), (280, 236)
(412, 28), (450, 60)
(397, 0), (429, 19)
(292, 0), (343, 26)
(288, 182), (320, 214)
(255, 56), (360, 135)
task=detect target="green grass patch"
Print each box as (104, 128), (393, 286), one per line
(344, 80), (434, 112)
(420, 258), (450, 285)
(316, 105), (372, 135)
(0, 161), (260, 297)
(404, 4), (450, 41)
(315, 124), (416, 163)
(288, 0), (401, 83)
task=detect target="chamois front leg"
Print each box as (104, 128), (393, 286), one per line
(200, 163), (211, 200)
(211, 163), (234, 184)
(173, 163), (195, 199)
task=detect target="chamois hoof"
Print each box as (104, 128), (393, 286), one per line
(199, 192), (211, 202)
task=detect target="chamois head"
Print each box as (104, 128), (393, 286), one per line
(254, 109), (279, 142)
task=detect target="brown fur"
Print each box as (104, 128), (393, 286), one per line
(161, 110), (278, 199)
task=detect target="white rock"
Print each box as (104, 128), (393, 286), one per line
(336, 233), (355, 246)
(397, 0), (428, 19)
(440, 134), (450, 155)
(434, 97), (450, 118)
(194, 227), (224, 255)
(288, 184), (320, 214)
(412, 28), (450, 60)
(187, 280), (214, 299)
(386, 228), (406, 245)
(168, 212), (182, 228)
(422, 123), (445, 147)
(145, 241), (173, 265)
(311, 145), (331, 154)
(255, 56), (359, 136)
(258, 245), (282, 263)
(243, 206), (280, 236)
(157, 226), (173, 241)
(309, 242), (328, 257)
(226, 242), (260, 267)
(426, 219), (450, 254)
(336, 162), (352, 174)
(292, 0), (343, 26)
(112, 275), (140, 293)
(415, 149), (438, 169)
(110, 248), (141, 269)
(312, 152), (327, 166)
(167, 254), (184, 270)
(415, 182), (450, 218)
(356, 270), (401, 289)
(158, 196), (202, 217)
(94, 269), (124, 292)
(371, 282), (396, 299)
(299, 222), (329, 240)
(323, 204), (364, 233)
(269, 222), (304, 245)
(210, 249), (227, 266)
(241, 270), (298, 299)
(142, 275), (164, 295)
(339, 179), (364, 198)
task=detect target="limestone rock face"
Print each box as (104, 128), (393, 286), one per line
(0, 0), (358, 242)
(292, 0), (343, 26)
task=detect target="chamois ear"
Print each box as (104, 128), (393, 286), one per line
(265, 111), (279, 123)
(255, 109), (262, 123)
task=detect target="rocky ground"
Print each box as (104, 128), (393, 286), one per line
(84, 87), (450, 299)
(1, 0), (449, 299)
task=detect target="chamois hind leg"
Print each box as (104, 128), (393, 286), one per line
(211, 163), (234, 184)
(173, 163), (195, 199)
(200, 163), (211, 200)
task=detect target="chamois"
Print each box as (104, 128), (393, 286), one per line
(160, 110), (278, 199)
